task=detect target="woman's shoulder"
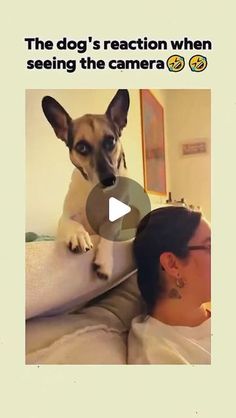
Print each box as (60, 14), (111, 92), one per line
(128, 314), (211, 365)
(131, 314), (177, 334)
(128, 315), (185, 364)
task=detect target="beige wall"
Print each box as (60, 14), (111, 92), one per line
(26, 89), (211, 235)
(165, 89), (211, 221)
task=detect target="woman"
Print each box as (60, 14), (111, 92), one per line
(128, 206), (211, 364)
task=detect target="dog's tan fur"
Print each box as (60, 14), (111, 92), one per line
(42, 90), (130, 279)
(69, 114), (124, 184)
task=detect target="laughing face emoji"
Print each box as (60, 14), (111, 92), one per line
(167, 55), (185, 72)
(189, 55), (207, 72)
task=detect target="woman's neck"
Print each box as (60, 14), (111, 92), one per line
(151, 298), (210, 327)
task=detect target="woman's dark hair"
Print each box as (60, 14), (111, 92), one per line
(133, 206), (202, 313)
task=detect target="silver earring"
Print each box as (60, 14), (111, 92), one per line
(176, 274), (185, 288)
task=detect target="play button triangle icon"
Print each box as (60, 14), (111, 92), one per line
(86, 176), (151, 241)
(109, 197), (131, 222)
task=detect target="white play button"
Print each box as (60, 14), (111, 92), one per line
(86, 176), (151, 241)
(109, 197), (131, 222)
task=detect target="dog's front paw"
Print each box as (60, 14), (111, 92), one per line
(92, 263), (110, 280)
(67, 229), (93, 253)
(68, 240), (91, 254)
(59, 220), (93, 253)
(92, 255), (113, 280)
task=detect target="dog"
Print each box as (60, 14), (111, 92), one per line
(42, 89), (130, 279)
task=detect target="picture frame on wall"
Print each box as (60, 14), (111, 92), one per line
(140, 89), (167, 195)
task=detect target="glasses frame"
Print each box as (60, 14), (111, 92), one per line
(187, 244), (211, 252)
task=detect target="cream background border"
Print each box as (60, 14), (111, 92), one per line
(1, 1), (235, 417)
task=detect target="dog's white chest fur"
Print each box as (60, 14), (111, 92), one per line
(65, 169), (95, 234)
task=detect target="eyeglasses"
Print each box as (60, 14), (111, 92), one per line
(188, 243), (211, 253)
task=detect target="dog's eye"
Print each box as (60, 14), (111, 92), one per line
(75, 141), (92, 156)
(103, 136), (116, 151)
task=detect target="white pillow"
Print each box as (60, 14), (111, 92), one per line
(26, 235), (136, 319)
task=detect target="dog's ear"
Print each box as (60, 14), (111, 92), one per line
(42, 96), (72, 143)
(106, 90), (130, 133)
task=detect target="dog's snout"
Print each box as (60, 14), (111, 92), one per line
(101, 176), (116, 188)
(96, 150), (117, 188)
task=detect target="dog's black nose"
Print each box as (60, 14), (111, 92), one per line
(101, 176), (116, 187)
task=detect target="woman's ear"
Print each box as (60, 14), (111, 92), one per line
(160, 252), (179, 277)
